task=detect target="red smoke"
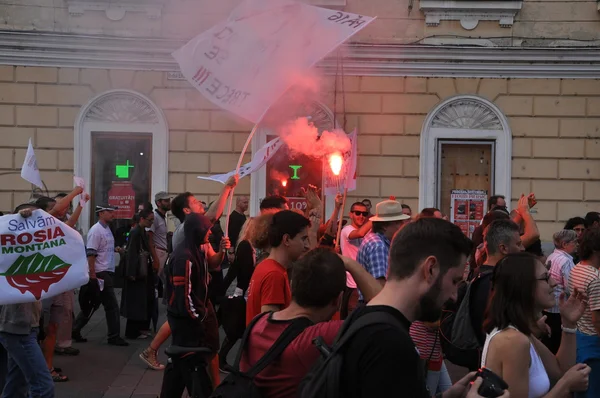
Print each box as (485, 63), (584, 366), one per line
(270, 169), (290, 182)
(279, 117), (350, 158)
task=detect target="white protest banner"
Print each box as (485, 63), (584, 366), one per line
(73, 176), (88, 206)
(198, 137), (283, 184)
(173, 0), (375, 123)
(0, 210), (89, 305)
(21, 138), (44, 190)
(324, 129), (357, 196)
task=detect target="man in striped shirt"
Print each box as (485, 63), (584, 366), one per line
(543, 229), (579, 353)
(568, 227), (600, 398)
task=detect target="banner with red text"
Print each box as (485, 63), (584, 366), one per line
(0, 210), (89, 305)
(172, 0), (375, 123)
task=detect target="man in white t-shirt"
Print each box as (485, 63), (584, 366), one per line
(73, 205), (128, 346)
(339, 202), (373, 318)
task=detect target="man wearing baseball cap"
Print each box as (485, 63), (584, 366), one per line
(356, 199), (411, 302)
(73, 205), (128, 346)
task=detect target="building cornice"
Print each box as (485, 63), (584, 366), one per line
(1, 30), (600, 78)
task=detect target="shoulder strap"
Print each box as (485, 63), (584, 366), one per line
(245, 316), (313, 378)
(233, 312), (270, 370)
(331, 311), (406, 354)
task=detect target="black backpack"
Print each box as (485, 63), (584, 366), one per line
(210, 312), (312, 398)
(298, 311), (406, 398)
(439, 270), (493, 370)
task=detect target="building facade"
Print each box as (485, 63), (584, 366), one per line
(0, 0), (599, 241)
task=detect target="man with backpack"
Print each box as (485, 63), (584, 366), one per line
(470, 219), (524, 345)
(439, 217), (525, 372)
(300, 218), (505, 398)
(211, 247), (381, 398)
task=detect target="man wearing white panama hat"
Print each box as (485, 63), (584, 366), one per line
(356, 199), (411, 302)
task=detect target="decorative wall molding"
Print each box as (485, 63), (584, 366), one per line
(84, 92), (160, 124)
(1, 31), (600, 78)
(66, 0), (165, 21)
(419, 95), (512, 211)
(308, 0), (346, 8)
(420, 1), (523, 30)
(431, 99), (503, 130)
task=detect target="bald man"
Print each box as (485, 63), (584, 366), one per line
(228, 196), (249, 247)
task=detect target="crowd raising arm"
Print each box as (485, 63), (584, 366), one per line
(511, 194), (540, 248)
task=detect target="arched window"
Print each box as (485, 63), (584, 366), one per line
(74, 89), (168, 235)
(419, 95), (512, 214)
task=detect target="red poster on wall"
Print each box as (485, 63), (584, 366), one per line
(450, 189), (488, 239)
(108, 182), (136, 220)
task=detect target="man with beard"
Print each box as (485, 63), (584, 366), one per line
(150, 191), (172, 282)
(338, 218), (481, 398)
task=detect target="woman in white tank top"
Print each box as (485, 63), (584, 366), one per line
(481, 252), (591, 398)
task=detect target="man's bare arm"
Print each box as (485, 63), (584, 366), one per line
(49, 187), (83, 217)
(205, 175), (239, 223)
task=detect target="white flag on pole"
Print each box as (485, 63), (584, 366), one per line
(198, 138), (283, 184)
(21, 138), (44, 190)
(173, 0), (375, 123)
(345, 129), (358, 192)
(324, 129), (357, 196)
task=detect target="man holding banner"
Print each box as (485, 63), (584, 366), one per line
(0, 203), (55, 398)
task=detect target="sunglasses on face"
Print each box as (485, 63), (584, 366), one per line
(352, 211), (369, 217)
(536, 274), (551, 283)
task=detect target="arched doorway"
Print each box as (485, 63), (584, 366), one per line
(74, 90), (169, 235)
(250, 99), (338, 216)
(419, 95), (512, 217)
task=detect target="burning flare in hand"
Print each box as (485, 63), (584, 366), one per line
(329, 153), (343, 176)
(281, 180), (288, 187)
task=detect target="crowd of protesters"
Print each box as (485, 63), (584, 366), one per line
(1, 176), (600, 398)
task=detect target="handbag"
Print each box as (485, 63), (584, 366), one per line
(138, 250), (150, 279)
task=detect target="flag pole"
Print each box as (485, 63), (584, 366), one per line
(224, 109), (269, 239)
(335, 160), (353, 253)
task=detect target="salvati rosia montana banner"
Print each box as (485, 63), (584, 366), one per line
(0, 210), (89, 305)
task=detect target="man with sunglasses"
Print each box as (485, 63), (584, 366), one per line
(339, 202), (373, 318)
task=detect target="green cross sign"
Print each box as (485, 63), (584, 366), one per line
(115, 160), (134, 179)
(289, 165), (302, 180)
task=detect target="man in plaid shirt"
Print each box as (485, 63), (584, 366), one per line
(356, 199), (410, 302)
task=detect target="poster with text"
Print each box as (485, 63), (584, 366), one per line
(0, 210), (89, 305)
(108, 182), (136, 220)
(450, 189), (488, 238)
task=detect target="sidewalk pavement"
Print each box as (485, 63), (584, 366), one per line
(54, 287), (467, 397)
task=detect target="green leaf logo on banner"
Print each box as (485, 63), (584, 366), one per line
(1, 253), (71, 300)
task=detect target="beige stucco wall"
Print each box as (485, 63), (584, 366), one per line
(2, 0), (600, 43)
(0, 65), (598, 240)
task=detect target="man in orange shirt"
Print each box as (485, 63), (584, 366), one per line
(246, 210), (311, 325)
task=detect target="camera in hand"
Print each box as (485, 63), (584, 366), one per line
(476, 368), (508, 398)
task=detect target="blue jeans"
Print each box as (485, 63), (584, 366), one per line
(0, 328), (54, 398)
(575, 331), (600, 398)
